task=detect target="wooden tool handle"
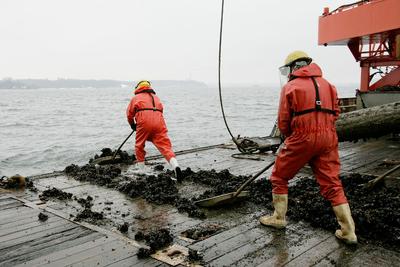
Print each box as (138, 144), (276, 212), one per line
(233, 160), (275, 197)
(112, 130), (135, 160)
(365, 164), (400, 189)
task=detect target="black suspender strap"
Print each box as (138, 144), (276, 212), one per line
(292, 77), (336, 117)
(149, 93), (156, 109)
(136, 108), (162, 112)
(135, 90), (163, 113)
(311, 77), (322, 111)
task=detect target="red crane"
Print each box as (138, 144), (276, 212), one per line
(318, 0), (400, 93)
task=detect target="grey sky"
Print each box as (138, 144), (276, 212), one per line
(1, 0), (359, 85)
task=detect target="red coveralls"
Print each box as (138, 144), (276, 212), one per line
(270, 63), (347, 206)
(126, 86), (176, 162)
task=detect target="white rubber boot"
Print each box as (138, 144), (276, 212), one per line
(333, 203), (358, 245)
(136, 161), (146, 172)
(169, 157), (182, 182)
(259, 194), (288, 229)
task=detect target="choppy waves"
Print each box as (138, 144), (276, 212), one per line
(0, 86), (279, 176)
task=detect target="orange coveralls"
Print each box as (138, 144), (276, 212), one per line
(126, 86), (176, 162)
(270, 63), (347, 206)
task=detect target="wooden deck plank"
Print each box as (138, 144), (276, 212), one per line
(250, 227), (331, 267)
(0, 205), (33, 218)
(0, 214), (67, 239)
(1, 139), (397, 266)
(0, 198), (20, 206)
(189, 220), (258, 252)
(0, 226), (90, 259)
(1, 230), (102, 267)
(105, 256), (143, 267)
(0, 222), (78, 250)
(0, 208), (38, 225)
(0, 214), (63, 236)
(138, 260), (170, 267)
(280, 236), (340, 267)
(70, 241), (139, 267)
(314, 244), (400, 267)
(40, 238), (123, 266)
(340, 140), (399, 172)
(0, 195), (14, 201)
(202, 226), (269, 263)
(352, 148), (400, 175)
(0, 201), (24, 211)
(14, 236), (116, 267)
(348, 147), (397, 173)
(106, 256), (165, 267)
(210, 223), (330, 267)
(23, 193), (41, 202)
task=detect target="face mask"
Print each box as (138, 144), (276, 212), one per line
(279, 66), (291, 87)
(279, 60), (310, 86)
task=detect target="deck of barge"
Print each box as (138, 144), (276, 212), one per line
(1, 137), (400, 266)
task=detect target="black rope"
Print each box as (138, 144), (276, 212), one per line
(217, 0), (267, 155)
(218, 0), (235, 141)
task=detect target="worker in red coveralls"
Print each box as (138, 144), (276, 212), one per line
(126, 80), (182, 181)
(259, 51), (357, 245)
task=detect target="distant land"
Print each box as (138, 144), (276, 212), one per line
(0, 78), (207, 89)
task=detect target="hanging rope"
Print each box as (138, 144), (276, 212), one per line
(218, 0), (235, 140)
(217, 0), (262, 154)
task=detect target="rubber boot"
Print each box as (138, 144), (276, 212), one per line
(169, 157), (182, 182)
(259, 194), (288, 229)
(332, 203), (358, 245)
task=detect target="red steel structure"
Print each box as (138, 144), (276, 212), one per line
(318, 0), (400, 92)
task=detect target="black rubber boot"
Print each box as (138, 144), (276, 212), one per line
(175, 167), (183, 183)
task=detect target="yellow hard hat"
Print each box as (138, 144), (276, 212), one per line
(135, 80), (151, 89)
(284, 51), (312, 67)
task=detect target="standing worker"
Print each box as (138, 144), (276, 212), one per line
(126, 80), (182, 181)
(259, 51), (357, 244)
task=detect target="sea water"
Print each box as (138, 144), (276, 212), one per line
(0, 84), (355, 176)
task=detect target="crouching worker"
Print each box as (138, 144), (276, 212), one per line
(259, 51), (357, 245)
(126, 80), (182, 182)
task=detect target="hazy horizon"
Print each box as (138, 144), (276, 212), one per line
(0, 77), (359, 88)
(1, 0), (360, 85)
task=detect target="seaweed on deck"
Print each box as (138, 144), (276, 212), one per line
(118, 174), (179, 204)
(188, 248), (204, 264)
(65, 163), (206, 218)
(89, 147), (136, 164)
(135, 228), (173, 258)
(39, 187), (73, 201)
(74, 195), (104, 224)
(183, 169), (400, 248)
(252, 174), (400, 248)
(63, 161), (400, 248)
(38, 212), (49, 221)
(181, 223), (225, 240)
(118, 222), (130, 233)
(65, 163), (124, 188)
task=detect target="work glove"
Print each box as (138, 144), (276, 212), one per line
(130, 123), (136, 131)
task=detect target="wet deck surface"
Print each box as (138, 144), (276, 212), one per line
(0, 196), (168, 267)
(1, 137), (400, 266)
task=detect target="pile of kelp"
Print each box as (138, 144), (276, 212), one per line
(89, 147), (136, 165)
(284, 173), (400, 247)
(63, 160), (400, 247)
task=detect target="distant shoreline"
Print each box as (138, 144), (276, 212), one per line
(0, 79), (207, 89)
